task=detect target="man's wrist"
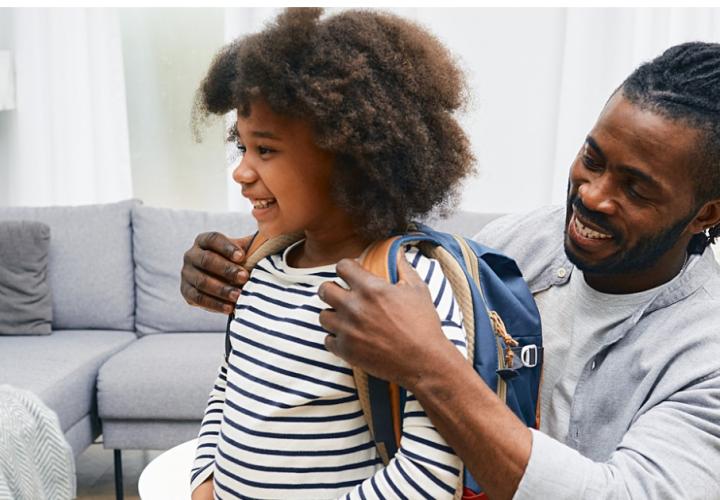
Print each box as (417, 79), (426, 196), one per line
(408, 340), (473, 399)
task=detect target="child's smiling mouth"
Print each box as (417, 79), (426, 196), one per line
(249, 197), (279, 222)
(252, 198), (277, 209)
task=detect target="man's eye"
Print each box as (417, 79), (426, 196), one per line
(627, 185), (649, 201)
(582, 155), (601, 170)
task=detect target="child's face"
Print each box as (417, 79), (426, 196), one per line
(232, 99), (341, 239)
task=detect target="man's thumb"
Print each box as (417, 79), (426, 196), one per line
(396, 253), (423, 285)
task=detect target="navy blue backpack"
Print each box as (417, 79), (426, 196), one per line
(229, 223), (543, 498)
(354, 223), (543, 498)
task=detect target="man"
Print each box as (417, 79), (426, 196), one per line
(181, 42), (720, 498)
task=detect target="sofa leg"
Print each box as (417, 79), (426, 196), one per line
(114, 449), (124, 500)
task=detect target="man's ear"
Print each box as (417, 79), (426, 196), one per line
(690, 199), (720, 234)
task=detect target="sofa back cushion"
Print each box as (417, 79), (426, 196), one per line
(0, 200), (136, 330)
(132, 204), (257, 334)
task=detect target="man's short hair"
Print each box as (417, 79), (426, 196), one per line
(621, 42), (720, 251)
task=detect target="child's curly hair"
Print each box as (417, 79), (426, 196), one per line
(193, 8), (475, 239)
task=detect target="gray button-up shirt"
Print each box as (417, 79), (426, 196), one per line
(475, 206), (720, 499)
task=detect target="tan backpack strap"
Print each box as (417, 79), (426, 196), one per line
(420, 241), (476, 367)
(421, 240), (477, 500)
(360, 238), (396, 280)
(352, 237), (403, 465)
(453, 237), (518, 405)
(242, 231), (304, 271)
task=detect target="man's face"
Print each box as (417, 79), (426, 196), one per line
(564, 92), (703, 280)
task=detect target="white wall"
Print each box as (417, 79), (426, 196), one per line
(118, 8), (227, 211)
(412, 8), (568, 214)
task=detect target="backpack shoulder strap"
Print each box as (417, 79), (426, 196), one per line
(224, 231), (304, 362)
(358, 237), (469, 500)
(243, 231), (305, 270)
(354, 237), (404, 466)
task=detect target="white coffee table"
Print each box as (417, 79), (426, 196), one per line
(138, 438), (198, 500)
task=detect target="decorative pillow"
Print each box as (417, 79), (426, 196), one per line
(0, 220), (52, 335)
(132, 204), (257, 335)
(0, 199), (137, 331)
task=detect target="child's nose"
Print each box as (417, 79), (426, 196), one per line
(232, 156), (257, 185)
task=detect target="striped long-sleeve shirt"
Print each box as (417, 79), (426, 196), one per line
(191, 244), (467, 499)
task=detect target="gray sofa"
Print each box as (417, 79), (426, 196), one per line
(0, 199), (498, 496)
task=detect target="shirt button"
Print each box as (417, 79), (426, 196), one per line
(556, 267), (567, 278)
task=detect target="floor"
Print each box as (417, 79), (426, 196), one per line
(75, 441), (164, 500)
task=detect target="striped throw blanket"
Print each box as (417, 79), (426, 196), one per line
(0, 385), (75, 500)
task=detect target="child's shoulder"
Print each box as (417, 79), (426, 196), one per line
(402, 245), (466, 337)
(402, 245), (449, 291)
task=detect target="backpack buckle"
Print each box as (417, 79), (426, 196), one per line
(520, 345), (538, 368)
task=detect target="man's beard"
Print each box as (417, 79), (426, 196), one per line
(564, 195), (696, 275)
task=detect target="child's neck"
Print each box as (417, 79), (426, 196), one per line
(287, 228), (372, 268)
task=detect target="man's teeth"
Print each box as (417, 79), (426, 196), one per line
(253, 199), (276, 209)
(574, 217), (612, 239)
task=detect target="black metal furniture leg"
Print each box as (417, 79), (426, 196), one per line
(114, 449), (124, 500)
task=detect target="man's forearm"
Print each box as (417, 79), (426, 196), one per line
(318, 258), (534, 497)
(409, 344), (532, 500)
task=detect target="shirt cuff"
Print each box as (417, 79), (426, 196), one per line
(190, 462), (214, 492)
(513, 429), (593, 499)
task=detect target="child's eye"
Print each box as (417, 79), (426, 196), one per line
(237, 142), (246, 154)
(258, 146), (274, 156)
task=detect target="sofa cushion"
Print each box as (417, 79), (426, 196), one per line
(0, 200), (137, 330)
(0, 220), (52, 334)
(97, 333), (225, 420)
(0, 330), (137, 432)
(132, 205), (256, 334)
(101, 420), (203, 450)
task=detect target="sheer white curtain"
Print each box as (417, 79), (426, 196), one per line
(222, 8), (720, 216)
(2, 8), (132, 207)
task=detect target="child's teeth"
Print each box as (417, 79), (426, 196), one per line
(254, 199), (275, 209)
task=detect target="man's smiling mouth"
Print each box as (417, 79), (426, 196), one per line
(573, 215), (613, 240)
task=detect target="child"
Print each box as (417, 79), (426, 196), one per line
(191, 8), (475, 499)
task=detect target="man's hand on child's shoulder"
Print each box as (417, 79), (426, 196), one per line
(181, 232), (253, 314)
(319, 256), (455, 392)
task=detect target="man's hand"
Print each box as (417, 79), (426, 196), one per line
(318, 256), (461, 391)
(181, 232), (253, 315)
(320, 255), (531, 500)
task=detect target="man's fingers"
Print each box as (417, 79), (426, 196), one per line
(318, 281), (351, 310)
(197, 231), (246, 264)
(323, 331), (339, 356)
(318, 308), (337, 334)
(186, 247), (248, 285)
(182, 266), (241, 303)
(181, 281), (235, 315)
(319, 310), (346, 358)
(335, 258), (387, 292)
(230, 235), (254, 261)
